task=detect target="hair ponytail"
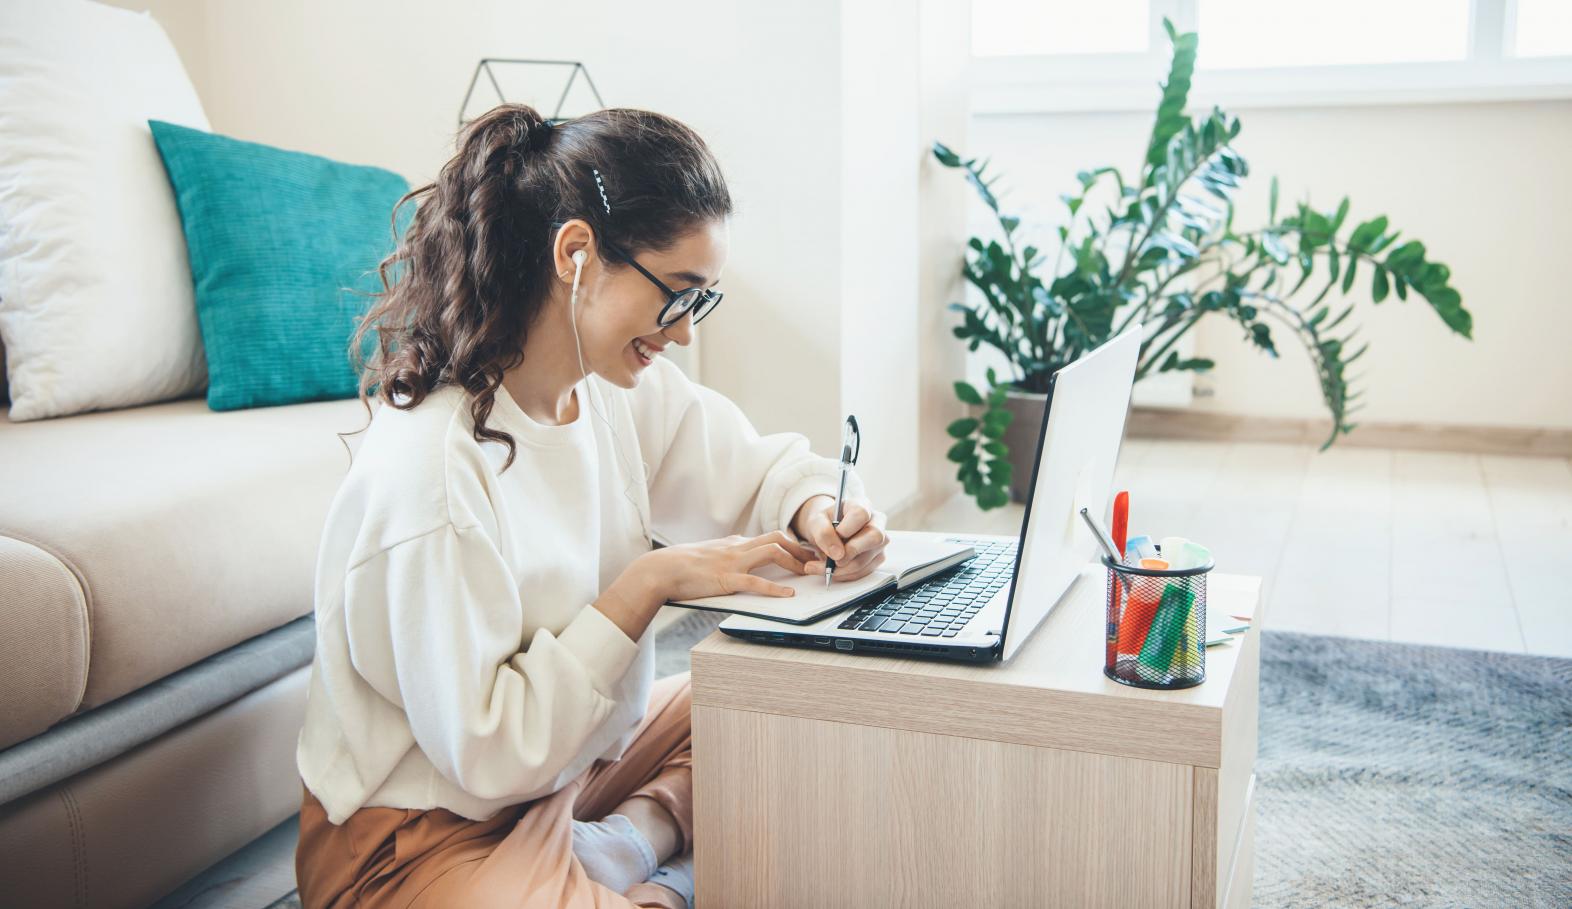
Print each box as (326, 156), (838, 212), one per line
(342, 103), (732, 471)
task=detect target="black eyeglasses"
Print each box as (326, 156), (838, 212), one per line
(551, 221), (723, 328)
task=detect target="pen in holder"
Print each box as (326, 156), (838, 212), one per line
(1103, 549), (1212, 690)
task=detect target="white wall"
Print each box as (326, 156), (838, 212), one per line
(107, 0), (975, 513)
(968, 99), (1572, 431)
(840, 0), (921, 512)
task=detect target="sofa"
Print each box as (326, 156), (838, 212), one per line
(0, 385), (371, 907)
(0, 3), (426, 900)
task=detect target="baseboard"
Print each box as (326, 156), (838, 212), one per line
(1128, 407), (1572, 458)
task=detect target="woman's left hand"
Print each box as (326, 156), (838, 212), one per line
(790, 494), (889, 583)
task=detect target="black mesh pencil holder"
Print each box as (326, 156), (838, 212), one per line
(1102, 553), (1214, 690)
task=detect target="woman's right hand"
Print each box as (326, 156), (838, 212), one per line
(595, 531), (817, 641)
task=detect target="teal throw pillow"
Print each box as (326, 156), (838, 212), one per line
(150, 120), (411, 410)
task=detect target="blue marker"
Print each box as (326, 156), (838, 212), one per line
(1125, 535), (1159, 562)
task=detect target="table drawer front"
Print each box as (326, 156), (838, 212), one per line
(695, 705), (1195, 908)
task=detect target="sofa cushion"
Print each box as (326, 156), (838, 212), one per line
(149, 120), (411, 412)
(0, 536), (89, 751)
(0, 395), (369, 746)
(0, 0), (211, 421)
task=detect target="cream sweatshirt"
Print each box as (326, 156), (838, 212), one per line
(296, 356), (862, 824)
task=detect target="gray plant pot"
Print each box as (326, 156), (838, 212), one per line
(999, 387), (1050, 503)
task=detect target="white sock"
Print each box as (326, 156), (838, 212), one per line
(570, 814), (658, 895)
(648, 851), (695, 909)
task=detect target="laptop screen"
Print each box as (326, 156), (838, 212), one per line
(991, 329), (1140, 662)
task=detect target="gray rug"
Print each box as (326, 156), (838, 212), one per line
(1254, 631), (1570, 908)
(257, 623), (1570, 908)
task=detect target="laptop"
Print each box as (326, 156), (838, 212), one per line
(720, 327), (1141, 663)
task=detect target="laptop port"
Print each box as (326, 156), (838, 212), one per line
(834, 640), (854, 651)
(813, 637), (831, 646)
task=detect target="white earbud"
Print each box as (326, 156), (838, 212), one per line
(565, 244), (653, 546)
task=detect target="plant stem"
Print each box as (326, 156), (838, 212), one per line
(1114, 149), (1224, 289)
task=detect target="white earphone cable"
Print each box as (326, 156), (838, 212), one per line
(569, 255), (654, 546)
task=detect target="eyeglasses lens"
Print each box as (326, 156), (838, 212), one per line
(660, 290), (721, 327)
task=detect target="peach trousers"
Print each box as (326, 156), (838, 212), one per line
(295, 673), (694, 909)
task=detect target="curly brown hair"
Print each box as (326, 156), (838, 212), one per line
(343, 103), (732, 471)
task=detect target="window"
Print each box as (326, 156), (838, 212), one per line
(1514, 0), (1572, 59)
(970, 0), (1572, 112)
(972, 0), (1149, 58)
(1196, 0), (1469, 69)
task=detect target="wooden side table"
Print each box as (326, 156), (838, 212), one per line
(691, 565), (1261, 908)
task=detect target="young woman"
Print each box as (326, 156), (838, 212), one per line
(292, 104), (890, 908)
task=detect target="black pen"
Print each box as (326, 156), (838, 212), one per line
(825, 415), (860, 587)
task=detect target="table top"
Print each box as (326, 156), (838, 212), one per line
(691, 564), (1263, 768)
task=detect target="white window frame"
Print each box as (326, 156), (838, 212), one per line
(971, 0), (1572, 114)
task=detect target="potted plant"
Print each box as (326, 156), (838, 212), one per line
(937, 20), (1472, 509)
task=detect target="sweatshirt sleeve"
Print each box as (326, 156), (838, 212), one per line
(631, 358), (865, 544)
(341, 522), (641, 803)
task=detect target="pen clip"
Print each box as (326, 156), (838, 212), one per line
(840, 415), (860, 467)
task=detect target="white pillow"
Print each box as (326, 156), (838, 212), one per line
(0, 0), (210, 421)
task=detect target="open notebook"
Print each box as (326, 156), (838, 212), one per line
(666, 532), (977, 625)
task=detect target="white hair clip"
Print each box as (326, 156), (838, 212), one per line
(592, 168), (611, 215)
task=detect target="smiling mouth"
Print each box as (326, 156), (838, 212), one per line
(631, 337), (665, 365)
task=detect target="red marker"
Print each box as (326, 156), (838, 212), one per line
(1111, 491), (1130, 558)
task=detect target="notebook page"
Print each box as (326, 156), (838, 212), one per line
(667, 533), (974, 623)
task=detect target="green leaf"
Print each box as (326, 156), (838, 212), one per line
(1340, 254), (1358, 293)
(1261, 231), (1290, 265)
(983, 440), (1009, 457)
(1144, 23), (1199, 172)
(946, 438), (975, 462)
(1158, 352), (1216, 373)
(1249, 322), (1278, 357)
(946, 418), (978, 438)
(1348, 215), (1387, 252)
(1386, 240), (1426, 271)
(1371, 266), (1389, 303)
(953, 381), (984, 405)
(977, 484), (1011, 510)
(1423, 286), (1472, 338)
(1269, 176), (1279, 222)
(1331, 196), (1350, 232)
(1324, 304), (1356, 332)
(932, 141), (963, 168)
(965, 169), (1000, 213)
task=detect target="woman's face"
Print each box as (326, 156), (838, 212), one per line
(579, 218), (728, 389)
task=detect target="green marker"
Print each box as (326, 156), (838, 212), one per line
(1138, 584), (1195, 674)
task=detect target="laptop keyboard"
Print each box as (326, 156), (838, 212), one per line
(835, 538), (1017, 638)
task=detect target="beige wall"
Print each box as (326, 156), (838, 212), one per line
(969, 99), (1572, 432)
(124, 4), (1564, 507)
(108, 0), (977, 515)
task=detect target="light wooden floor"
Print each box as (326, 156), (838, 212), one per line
(914, 438), (1572, 658)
